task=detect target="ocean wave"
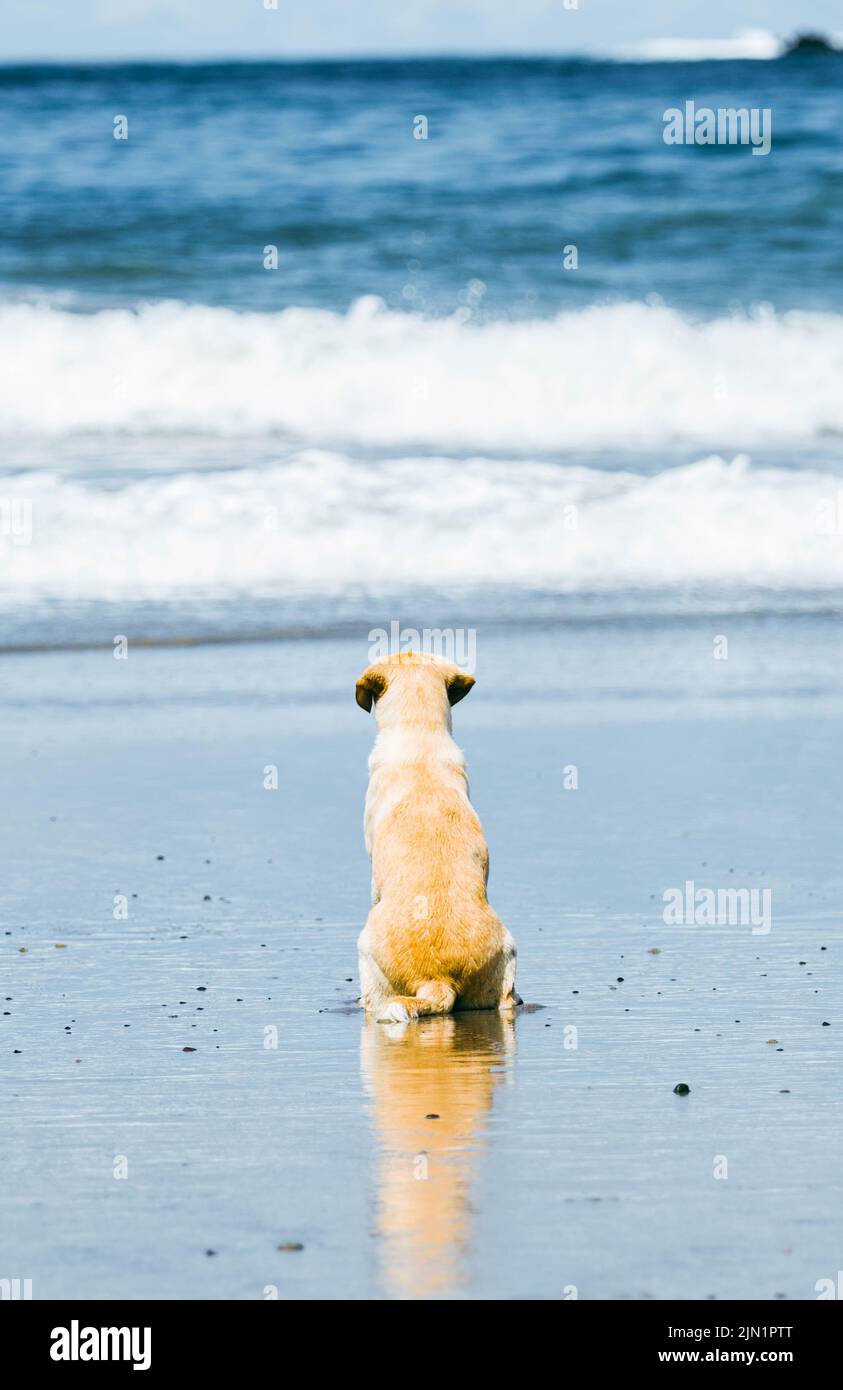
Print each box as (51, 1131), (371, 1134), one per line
(620, 30), (784, 61)
(2, 453), (842, 602)
(3, 298), (843, 453)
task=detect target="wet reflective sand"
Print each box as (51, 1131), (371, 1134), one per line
(362, 1011), (515, 1299)
(1, 635), (841, 1299)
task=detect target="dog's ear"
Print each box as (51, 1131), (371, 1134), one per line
(446, 669), (475, 706)
(355, 665), (387, 712)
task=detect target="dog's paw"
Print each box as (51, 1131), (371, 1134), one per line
(378, 999), (415, 1025)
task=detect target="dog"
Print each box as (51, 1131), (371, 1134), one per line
(355, 650), (518, 1024)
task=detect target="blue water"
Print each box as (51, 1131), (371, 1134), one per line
(1, 57), (842, 315)
(1, 57), (843, 647)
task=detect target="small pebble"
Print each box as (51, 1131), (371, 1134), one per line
(277, 1242), (304, 1252)
(673, 1083), (690, 1096)
(182, 1046), (197, 1053)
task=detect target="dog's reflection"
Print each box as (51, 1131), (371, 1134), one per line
(361, 1011), (515, 1299)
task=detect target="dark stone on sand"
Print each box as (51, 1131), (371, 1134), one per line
(673, 1083), (690, 1095)
(425, 1113), (440, 1119)
(156, 855), (164, 860)
(822, 1021), (830, 1026)
(277, 1242), (304, 1252)
(182, 1046), (197, 1052)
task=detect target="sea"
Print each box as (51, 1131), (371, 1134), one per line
(1, 49), (842, 660)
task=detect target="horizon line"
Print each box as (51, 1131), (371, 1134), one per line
(0, 48), (803, 67)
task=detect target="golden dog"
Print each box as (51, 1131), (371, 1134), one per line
(355, 651), (518, 1023)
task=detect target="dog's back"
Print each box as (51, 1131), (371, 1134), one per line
(356, 652), (517, 1023)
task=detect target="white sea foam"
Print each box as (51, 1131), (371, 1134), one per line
(620, 30), (784, 62)
(2, 452), (842, 601)
(3, 297), (843, 452)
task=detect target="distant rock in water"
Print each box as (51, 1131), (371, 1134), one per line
(784, 32), (841, 55)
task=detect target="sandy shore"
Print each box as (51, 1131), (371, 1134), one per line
(1, 631), (841, 1299)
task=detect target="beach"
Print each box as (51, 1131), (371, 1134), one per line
(2, 52), (843, 1302)
(2, 628), (840, 1300)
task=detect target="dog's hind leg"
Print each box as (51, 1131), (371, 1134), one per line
(378, 980), (456, 1025)
(458, 938), (520, 1013)
(498, 946), (521, 1012)
(358, 937), (391, 1013)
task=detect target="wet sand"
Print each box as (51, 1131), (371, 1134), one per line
(1, 632), (841, 1299)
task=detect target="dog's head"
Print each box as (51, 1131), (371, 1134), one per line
(355, 650), (475, 723)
